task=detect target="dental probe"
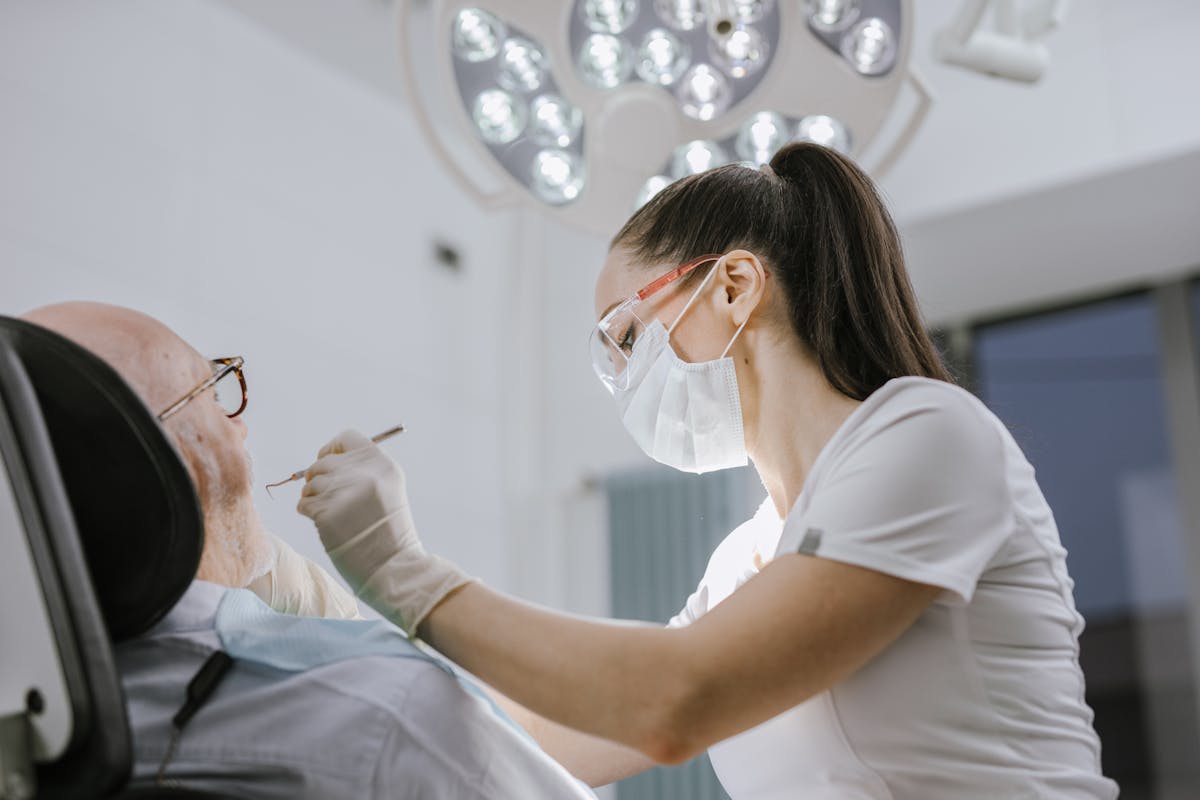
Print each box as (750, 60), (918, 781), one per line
(265, 424), (405, 496)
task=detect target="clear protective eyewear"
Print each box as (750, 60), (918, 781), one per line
(590, 254), (722, 392)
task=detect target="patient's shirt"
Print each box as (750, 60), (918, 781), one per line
(116, 580), (593, 799)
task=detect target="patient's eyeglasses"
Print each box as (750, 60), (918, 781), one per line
(157, 357), (248, 422)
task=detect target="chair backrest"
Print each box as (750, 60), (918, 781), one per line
(0, 316), (204, 800)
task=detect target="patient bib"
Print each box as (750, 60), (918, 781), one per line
(215, 589), (530, 742)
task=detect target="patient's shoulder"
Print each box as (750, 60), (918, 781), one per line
(119, 630), (451, 794)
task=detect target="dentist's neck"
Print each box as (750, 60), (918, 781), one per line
(739, 331), (861, 520)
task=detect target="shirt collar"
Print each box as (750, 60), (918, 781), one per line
(143, 580), (229, 636)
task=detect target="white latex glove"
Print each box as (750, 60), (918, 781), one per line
(246, 532), (363, 620)
(296, 430), (472, 636)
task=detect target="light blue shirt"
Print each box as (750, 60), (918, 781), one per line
(115, 580), (594, 799)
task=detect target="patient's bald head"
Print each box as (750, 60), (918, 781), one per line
(23, 301), (271, 588)
(24, 302), (207, 412)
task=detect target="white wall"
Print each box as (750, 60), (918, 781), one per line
(0, 1), (527, 596)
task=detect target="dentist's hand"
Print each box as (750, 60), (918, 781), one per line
(296, 430), (472, 636)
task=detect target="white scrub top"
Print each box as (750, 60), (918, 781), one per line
(669, 377), (1118, 800)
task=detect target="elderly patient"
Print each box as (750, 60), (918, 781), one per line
(23, 301), (590, 799)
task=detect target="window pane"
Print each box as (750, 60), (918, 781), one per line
(974, 293), (1200, 799)
(608, 466), (755, 800)
(1193, 281), (1200, 347)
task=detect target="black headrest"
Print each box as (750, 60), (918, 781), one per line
(0, 315), (202, 641)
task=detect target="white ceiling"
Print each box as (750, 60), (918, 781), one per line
(211, 0), (1200, 324)
(905, 144), (1200, 325)
(212, 0), (405, 102)
(880, 0), (1200, 221)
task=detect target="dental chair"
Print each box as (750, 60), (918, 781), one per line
(0, 316), (229, 800)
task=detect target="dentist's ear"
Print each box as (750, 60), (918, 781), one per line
(713, 250), (769, 328)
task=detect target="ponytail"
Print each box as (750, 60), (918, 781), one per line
(611, 142), (951, 400)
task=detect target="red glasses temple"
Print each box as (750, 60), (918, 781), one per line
(635, 254), (723, 301)
(632, 253), (771, 304)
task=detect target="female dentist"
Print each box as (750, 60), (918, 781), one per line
(298, 143), (1116, 799)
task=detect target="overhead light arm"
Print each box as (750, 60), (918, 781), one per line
(935, 0), (1068, 83)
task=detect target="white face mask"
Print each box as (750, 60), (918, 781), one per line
(612, 262), (750, 474)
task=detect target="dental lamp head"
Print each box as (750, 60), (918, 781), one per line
(398, 0), (932, 235)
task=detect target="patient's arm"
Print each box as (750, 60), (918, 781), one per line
(484, 684), (655, 787)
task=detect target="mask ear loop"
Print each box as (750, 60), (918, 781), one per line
(721, 315), (751, 359)
(665, 255), (751, 360)
(667, 257), (722, 336)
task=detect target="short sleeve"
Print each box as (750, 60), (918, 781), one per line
(778, 387), (1012, 604)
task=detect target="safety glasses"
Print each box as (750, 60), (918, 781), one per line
(590, 254), (722, 392)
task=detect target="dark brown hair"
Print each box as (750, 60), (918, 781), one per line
(611, 142), (952, 401)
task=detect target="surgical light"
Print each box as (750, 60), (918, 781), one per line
(735, 111), (788, 164)
(676, 64), (731, 121)
(636, 174), (673, 208)
(445, 15), (589, 207)
(531, 149), (586, 204)
(582, 0), (640, 34)
(731, 0), (772, 24)
(630, 110), (852, 210)
(671, 139), (728, 177)
(807, 0), (859, 31)
(401, 1), (927, 234)
(530, 95), (583, 147)
(656, 0), (705, 31)
(796, 114), (851, 153)
(589, 0), (781, 117)
(578, 33), (635, 88)
(636, 28), (690, 86)
(711, 25), (769, 79)
(842, 17), (895, 75)
(498, 37), (548, 92)
(473, 89), (526, 144)
(452, 8), (506, 62)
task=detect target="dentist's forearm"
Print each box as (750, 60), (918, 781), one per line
(481, 684), (655, 786)
(418, 582), (702, 764)
(418, 554), (939, 767)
